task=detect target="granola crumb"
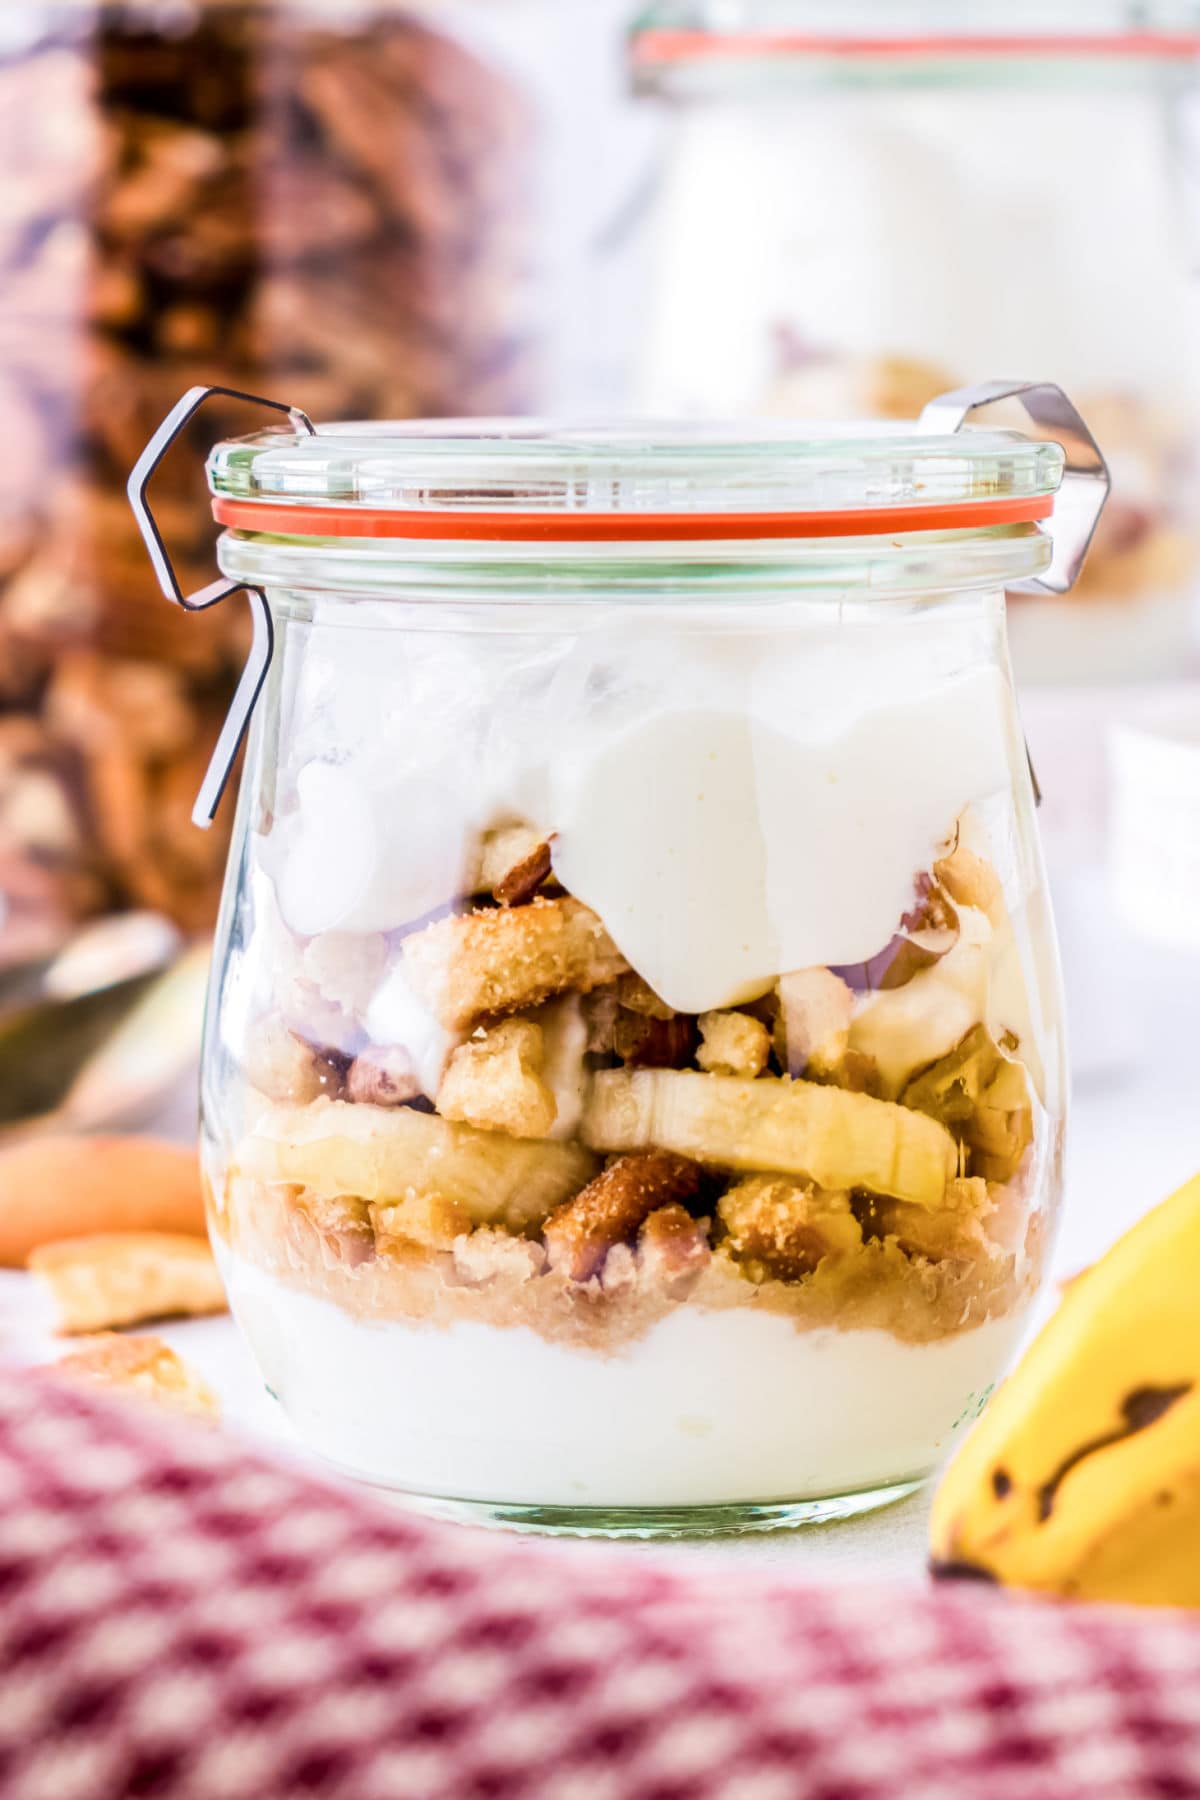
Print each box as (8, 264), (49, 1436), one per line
(372, 1191), (471, 1254)
(452, 1227), (546, 1286)
(697, 1009), (771, 1079)
(346, 1043), (422, 1107)
(718, 1177), (862, 1283)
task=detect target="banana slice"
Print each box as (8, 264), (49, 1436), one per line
(238, 1097), (595, 1233)
(582, 1068), (955, 1209)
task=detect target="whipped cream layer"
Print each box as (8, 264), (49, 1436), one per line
(262, 596), (1024, 1023)
(552, 668), (1011, 1013)
(220, 1251), (1026, 1508)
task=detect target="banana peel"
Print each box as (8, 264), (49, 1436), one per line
(930, 1170), (1200, 1606)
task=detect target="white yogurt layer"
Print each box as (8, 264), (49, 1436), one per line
(220, 1250), (1026, 1508)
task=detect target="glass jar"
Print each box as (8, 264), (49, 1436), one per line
(151, 394), (1090, 1534)
(0, 2), (535, 960)
(628, 2), (1200, 687)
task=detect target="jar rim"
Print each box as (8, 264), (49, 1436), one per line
(215, 519), (1054, 601)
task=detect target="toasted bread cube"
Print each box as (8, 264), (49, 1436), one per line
(438, 1019), (558, 1139)
(402, 896), (629, 1032)
(697, 1010), (771, 1079)
(29, 1232), (227, 1335)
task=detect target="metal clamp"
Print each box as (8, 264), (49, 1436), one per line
(918, 380), (1110, 595)
(127, 385), (315, 827)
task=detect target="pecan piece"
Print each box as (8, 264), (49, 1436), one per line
(543, 1151), (702, 1283)
(832, 874), (959, 995)
(615, 1011), (698, 1069)
(346, 1044), (422, 1107)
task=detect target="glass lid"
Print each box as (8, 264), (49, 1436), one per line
(630, 0), (1200, 87)
(208, 417), (1064, 543)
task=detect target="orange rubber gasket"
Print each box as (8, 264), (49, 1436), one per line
(632, 31), (1200, 64)
(212, 492), (1054, 543)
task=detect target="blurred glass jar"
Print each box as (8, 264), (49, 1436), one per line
(0, 2), (536, 961)
(629, 2), (1200, 685)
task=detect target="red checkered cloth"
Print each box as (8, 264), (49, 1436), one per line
(2, 1370), (1200, 1799)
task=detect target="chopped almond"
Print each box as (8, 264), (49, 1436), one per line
(29, 1231), (226, 1335)
(438, 1019), (557, 1139)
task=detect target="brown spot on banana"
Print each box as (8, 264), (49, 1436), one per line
(928, 1558), (999, 1584)
(1036, 1384), (1193, 1523)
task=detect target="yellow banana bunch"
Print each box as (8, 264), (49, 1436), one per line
(930, 1171), (1200, 1607)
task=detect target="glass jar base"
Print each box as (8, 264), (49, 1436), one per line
(373, 1478), (926, 1539)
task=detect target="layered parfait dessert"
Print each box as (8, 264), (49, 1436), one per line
(204, 604), (1060, 1519)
